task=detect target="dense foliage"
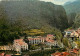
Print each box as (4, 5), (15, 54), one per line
(0, 0), (68, 31)
(0, 6), (22, 44)
(64, 0), (80, 28)
(0, 18), (22, 45)
(0, 0), (68, 44)
(28, 48), (66, 56)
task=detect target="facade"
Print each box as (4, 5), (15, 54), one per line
(51, 52), (70, 56)
(45, 41), (58, 47)
(0, 45), (13, 50)
(71, 31), (79, 37)
(27, 34), (55, 45)
(45, 34), (58, 46)
(0, 39), (28, 52)
(0, 53), (5, 56)
(51, 48), (79, 56)
(77, 28), (80, 34)
(64, 29), (75, 37)
(64, 29), (79, 37)
(28, 36), (45, 44)
(27, 34), (58, 47)
(13, 39), (28, 52)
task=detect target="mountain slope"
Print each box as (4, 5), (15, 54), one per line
(0, 0), (68, 31)
(64, 0), (80, 27)
(64, 0), (80, 14)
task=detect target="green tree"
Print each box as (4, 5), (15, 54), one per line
(62, 37), (71, 49)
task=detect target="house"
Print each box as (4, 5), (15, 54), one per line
(70, 48), (79, 54)
(45, 34), (59, 47)
(27, 34), (59, 47)
(64, 29), (79, 38)
(28, 36), (45, 44)
(77, 28), (80, 34)
(46, 34), (55, 40)
(27, 34), (55, 45)
(51, 52), (61, 56)
(13, 39), (28, 52)
(45, 40), (58, 47)
(70, 48), (79, 56)
(0, 45), (13, 50)
(0, 53), (5, 56)
(5, 54), (11, 56)
(51, 52), (70, 56)
(64, 29), (75, 37)
(71, 31), (79, 37)
(0, 53), (11, 56)
(45, 37), (58, 47)
(51, 48), (79, 56)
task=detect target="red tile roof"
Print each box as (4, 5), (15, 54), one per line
(51, 52), (70, 56)
(47, 34), (54, 37)
(0, 53), (5, 56)
(14, 39), (27, 45)
(46, 39), (54, 43)
(5, 54), (11, 56)
(28, 37), (45, 41)
(70, 49), (79, 54)
(51, 52), (61, 56)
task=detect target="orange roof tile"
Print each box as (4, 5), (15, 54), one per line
(51, 52), (61, 56)
(51, 52), (70, 56)
(5, 54), (11, 56)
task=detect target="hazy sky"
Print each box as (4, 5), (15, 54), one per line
(40, 0), (76, 5)
(0, 0), (76, 5)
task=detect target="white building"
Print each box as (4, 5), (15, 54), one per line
(28, 36), (45, 44)
(13, 39), (28, 52)
(64, 29), (79, 37)
(0, 45), (13, 50)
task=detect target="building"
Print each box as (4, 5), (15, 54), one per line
(45, 40), (58, 47)
(70, 48), (79, 56)
(0, 45), (13, 50)
(77, 28), (80, 34)
(51, 52), (70, 56)
(45, 34), (58, 46)
(0, 53), (5, 56)
(27, 34), (59, 47)
(64, 29), (75, 37)
(45, 34), (59, 47)
(27, 34), (55, 45)
(28, 36), (45, 44)
(64, 29), (79, 38)
(51, 48), (80, 56)
(13, 39), (28, 52)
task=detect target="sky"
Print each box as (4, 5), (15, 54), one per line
(40, 0), (76, 5)
(0, 0), (76, 5)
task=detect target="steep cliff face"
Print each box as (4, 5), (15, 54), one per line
(64, 0), (80, 14)
(64, 0), (80, 28)
(0, 0), (68, 30)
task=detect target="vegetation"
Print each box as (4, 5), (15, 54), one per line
(28, 48), (66, 56)
(0, 0), (68, 31)
(0, 18), (21, 45)
(74, 13), (80, 28)
(75, 41), (80, 48)
(62, 37), (71, 49)
(64, 0), (80, 28)
(29, 44), (39, 50)
(0, 0), (69, 45)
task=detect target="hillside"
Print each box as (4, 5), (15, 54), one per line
(64, 0), (80, 27)
(64, 0), (80, 14)
(0, 0), (68, 31)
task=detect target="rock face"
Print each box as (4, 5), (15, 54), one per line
(64, 0), (80, 14)
(0, 0), (68, 30)
(64, 0), (80, 28)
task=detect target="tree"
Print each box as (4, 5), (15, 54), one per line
(62, 37), (71, 49)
